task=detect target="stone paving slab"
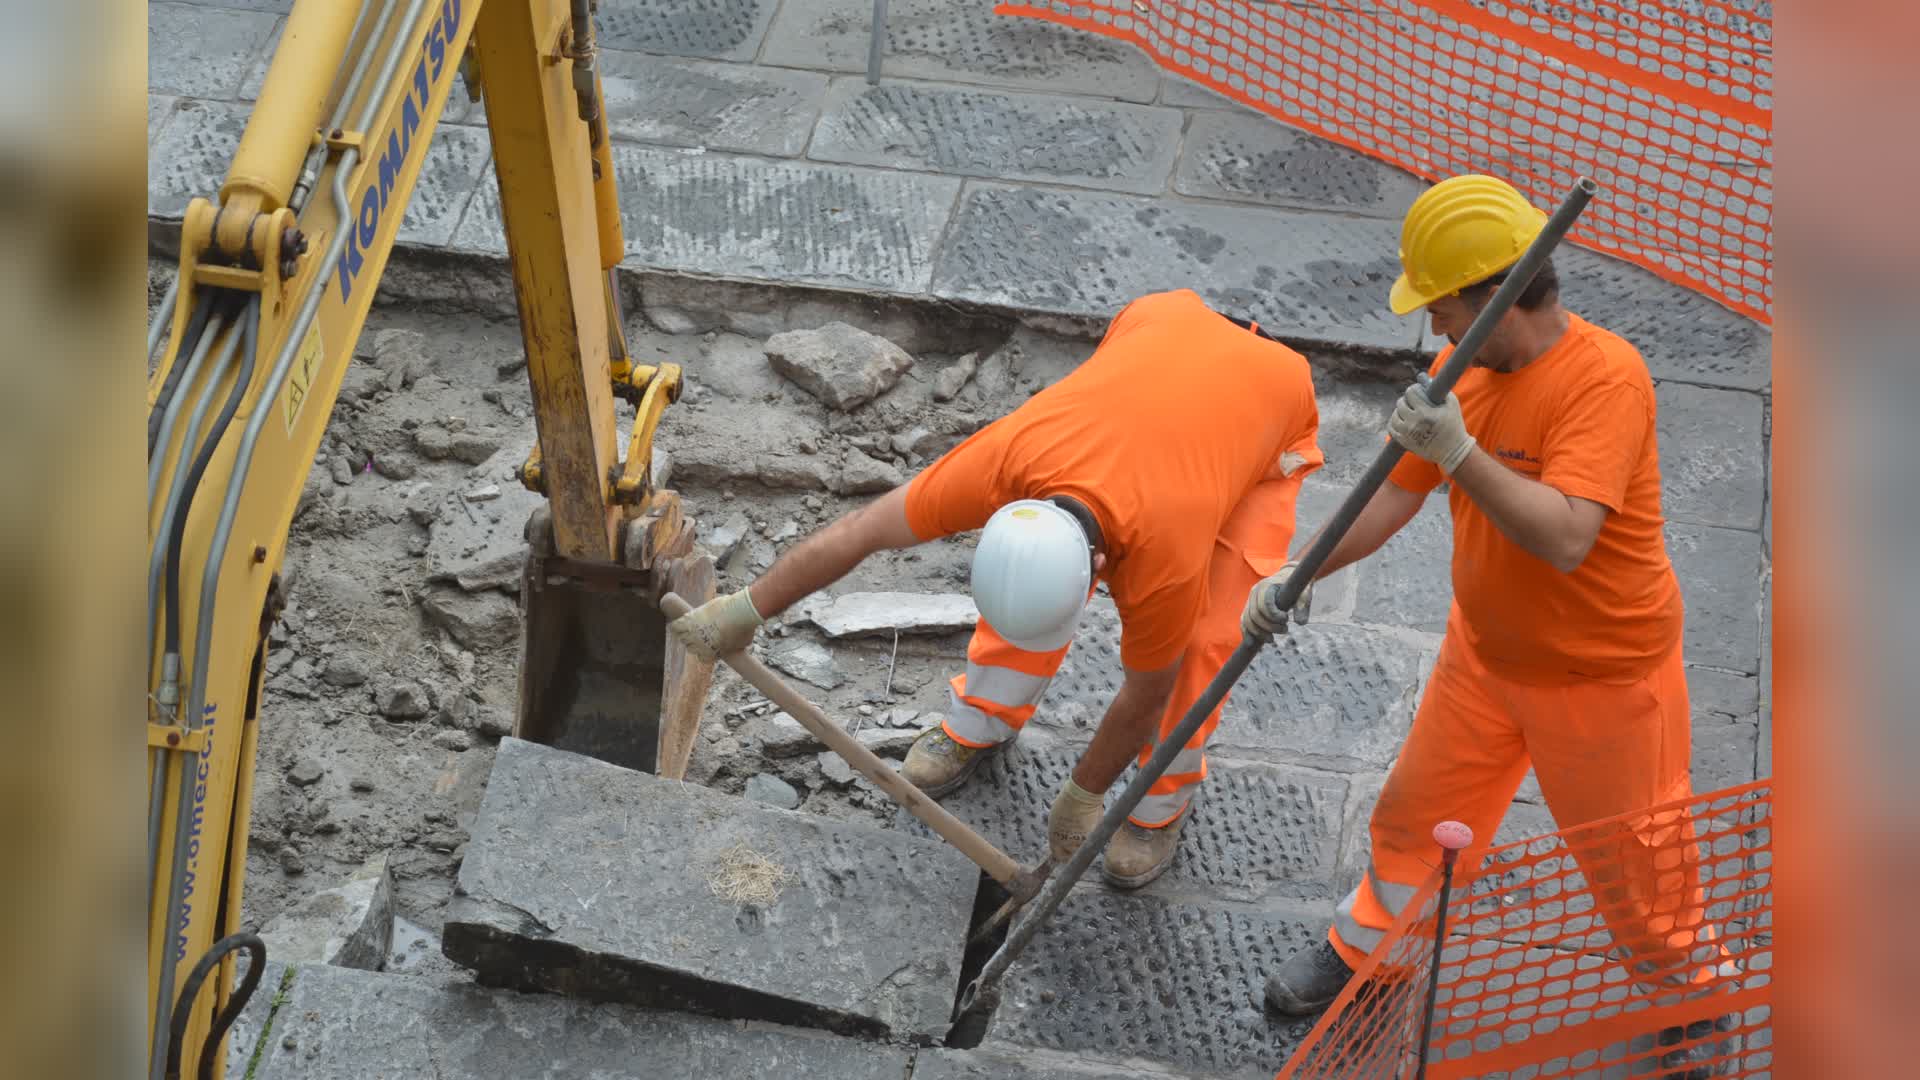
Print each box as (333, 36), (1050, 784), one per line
(917, 1045), (1222, 1079)
(1656, 381), (1768, 531)
(985, 888), (1325, 1078)
(810, 78), (1182, 195)
(595, 0), (781, 63)
(245, 963), (914, 1079)
(1037, 601), (1428, 772)
(893, 739), (1349, 902)
(931, 182), (1420, 352)
(598, 50), (832, 158)
(443, 738), (977, 1042)
(1666, 522), (1765, 674)
(1175, 109), (1425, 218)
(148, 93), (179, 144)
(222, 959), (286, 1080)
(762, 0), (1166, 102)
(1347, 487), (1455, 635)
(149, 99), (494, 249)
(453, 145), (963, 296)
(149, 1), (280, 100)
(1556, 247), (1772, 392)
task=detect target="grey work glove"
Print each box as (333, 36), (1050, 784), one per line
(1048, 778), (1105, 863)
(1388, 377), (1477, 475)
(668, 587), (765, 661)
(1242, 560), (1313, 638)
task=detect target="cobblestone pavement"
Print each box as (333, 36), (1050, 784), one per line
(155, 2), (1770, 1076)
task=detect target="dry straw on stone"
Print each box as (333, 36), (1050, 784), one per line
(704, 840), (795, 907)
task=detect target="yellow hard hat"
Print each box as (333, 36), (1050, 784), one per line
(1388, 175), (1549, 315)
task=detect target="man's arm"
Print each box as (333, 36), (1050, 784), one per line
(748, 484), (921, 618)
(1448, 448), (1608, 573)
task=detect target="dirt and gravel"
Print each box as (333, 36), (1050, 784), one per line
(200, 279), (1124, 954)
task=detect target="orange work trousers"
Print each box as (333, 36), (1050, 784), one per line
(941, 478), (1304, 827)
(1330, 614), (1724, 988)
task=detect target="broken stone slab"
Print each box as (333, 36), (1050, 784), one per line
(243, 963), (914, 1080)
(932, 351), (979, 402)
(700, 510), (753, 565)
(765, 322), (915, 410)
(426, 453), (544, 592)
(421, 587), (521, 653)
(256, 852), (395, 971)
(744, 711), (828, 758)
(442, 738), (978, 1042)
(816, 751), (858, 787)
(769, 640), (844, 690)
(806, 591), (979, 639)
(855, 727), (917, 757)
(745, 773), (802, 810)
(831, 450), (905, 495)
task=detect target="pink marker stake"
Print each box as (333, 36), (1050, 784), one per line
(1416, 821), (1475, 1080)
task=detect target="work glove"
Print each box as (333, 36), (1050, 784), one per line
(1242, 560), (1312, 638)
(1048, 778), (1105, 863)
(1388, 376), (1476, 475)
(668, 587), (764, 661)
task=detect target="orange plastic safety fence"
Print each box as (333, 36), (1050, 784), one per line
(1277, 781), (1772, 1079)
(996, 1), (1773, 324)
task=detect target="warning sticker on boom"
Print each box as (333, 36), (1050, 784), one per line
(281, 322), (326, 434)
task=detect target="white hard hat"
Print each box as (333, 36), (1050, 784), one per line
(971, 499), (1093, 651)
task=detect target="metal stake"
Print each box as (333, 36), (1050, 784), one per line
(956, 176), (1601, 1020)
(1417, 821), (1475, 1079)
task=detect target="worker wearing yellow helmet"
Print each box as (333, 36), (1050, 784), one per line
(672, 289), (1323, 889)
(1258, 176), (1723, 1051)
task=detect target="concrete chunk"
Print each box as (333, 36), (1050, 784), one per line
(443, 739), (978, 1042)
(257, 853), (395, 971)
(808, 592), (979, 638)
(246, 963), (913, 1080)
(766, 322), (915, 410)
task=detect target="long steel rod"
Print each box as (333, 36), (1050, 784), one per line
(958, 176), (1601, 1017)
(661, 593), (1027, 885)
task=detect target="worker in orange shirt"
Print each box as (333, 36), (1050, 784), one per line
(1260, 177), (1727, 1057)
(671, 289), (1323, 888)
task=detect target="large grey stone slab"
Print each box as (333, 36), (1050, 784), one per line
(1039, 601), (1428, 770)
(810, 79), (1182, 195)
(931, 183), (1418, 352)
(595, 0), (780, 62)
(1692, 717), (1761, 794)
(454, 145), (962, 295)
(149, 100), (492, 249)
(1349, 486), (1455, 635)
(1175, 110), (1425, 218)
(893, 739), (1348, 901)
(762, 0), (1166, 102)
(1656, 381), (1767, 530)
(444, 738), (978, 1042)
(246, 963), (913, 1079)
(149, 1), (279, 99)
(917, 1045), (1222, 1079)
(1666, 522), (1764, 674)
(985, 889), (1324, 1078)
(222, 959), (287, 1080)
(1688, 666), (1760, 721)
(148, 93), (179, 145)
(1557, 246), (1771, 392)
(807, 591), (979, 638)
(599, 51), (830, 157)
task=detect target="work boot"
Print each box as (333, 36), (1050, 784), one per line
(901, 725), (1001, 798)
(1263, 938), (1355, 1016)
(1101, 796), (1195, 890)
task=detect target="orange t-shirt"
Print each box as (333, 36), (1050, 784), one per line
(1388, 312), (1683, 683)
(907, 290), (1323, 671)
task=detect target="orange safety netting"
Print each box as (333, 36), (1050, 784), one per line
(1276, 781), (1772, 1078)
(997, 1), (1773, 324)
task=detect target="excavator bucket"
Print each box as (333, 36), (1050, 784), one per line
(513, 496), (717, 779)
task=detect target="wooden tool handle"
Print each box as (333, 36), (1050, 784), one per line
(661, 593), (1023, 884)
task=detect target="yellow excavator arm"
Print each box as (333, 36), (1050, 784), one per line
(144, 3), (715, 1077)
